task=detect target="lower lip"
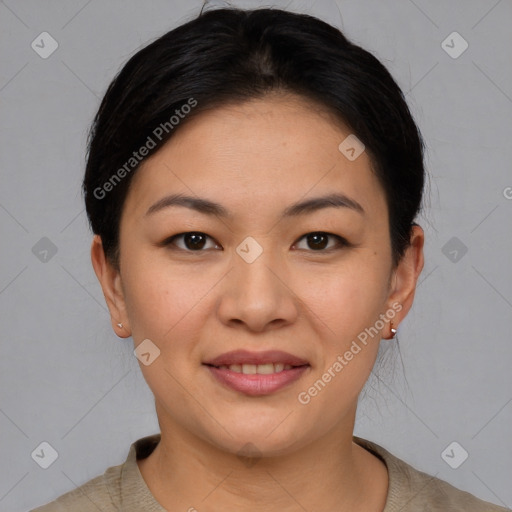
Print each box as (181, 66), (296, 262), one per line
(205, 365), (309, 396)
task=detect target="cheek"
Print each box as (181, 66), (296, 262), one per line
(293, 265), (388, 418)
(122, 271), (176, 340)
(120, 255), (222, 347)
(296, 257), (389, 344)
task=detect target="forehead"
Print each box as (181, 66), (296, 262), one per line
(123, 93), (386, 221)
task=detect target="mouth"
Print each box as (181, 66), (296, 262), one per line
(203, 350), (310, 396)
(204, 349), (309, 367)
(211, 362), (298, 374)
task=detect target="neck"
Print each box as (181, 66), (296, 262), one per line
(137, 408), (388, 511)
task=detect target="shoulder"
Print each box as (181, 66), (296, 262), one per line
(29, 434), (163, 512)
(29, 463), (123, 511)
(354, 437), (510, 512)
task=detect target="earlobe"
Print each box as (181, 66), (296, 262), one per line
(385, 225), (425, 337)
(90, 235), (131, 338)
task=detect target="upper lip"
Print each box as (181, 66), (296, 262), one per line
(204, 350), (309, 367)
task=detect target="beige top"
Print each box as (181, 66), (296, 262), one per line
(31, 433), (509, 511)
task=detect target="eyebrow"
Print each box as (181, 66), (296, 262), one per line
(145, 192), (365, 219)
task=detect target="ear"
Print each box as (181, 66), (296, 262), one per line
(90, 235), (131, 338)
(385, 224), (425, 337)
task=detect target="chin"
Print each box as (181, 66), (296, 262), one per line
(194, 410), (313, 459)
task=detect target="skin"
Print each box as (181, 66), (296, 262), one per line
(91, 92), (424, 512)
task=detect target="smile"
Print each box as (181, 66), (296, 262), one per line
(215, 363), (295, 374)
(203, 350), (310, 396)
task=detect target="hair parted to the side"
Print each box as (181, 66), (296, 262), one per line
(83, 7), (425, 269)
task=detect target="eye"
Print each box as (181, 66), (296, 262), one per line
(293, 232), (348, 251)
(164, 232), (221, 251)
(162, 231), (348, 252)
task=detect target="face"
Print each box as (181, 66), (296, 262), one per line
(93, 93), (423, 457)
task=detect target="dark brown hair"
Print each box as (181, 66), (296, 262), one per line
(83, 7), (425, 268)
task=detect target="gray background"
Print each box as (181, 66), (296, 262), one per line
(1, 0), (511, 510)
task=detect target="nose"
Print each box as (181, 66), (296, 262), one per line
(216, 245), (299, 333)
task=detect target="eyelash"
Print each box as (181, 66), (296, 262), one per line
(161, 231), (350, 253)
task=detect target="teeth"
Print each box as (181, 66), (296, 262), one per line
(220, 363), (297, 374)
(256, 363), (274, 375)
(242, 364), (257, 374)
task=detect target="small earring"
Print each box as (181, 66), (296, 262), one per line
(117, 323), (123, 329)
(390, 323), (397, 339)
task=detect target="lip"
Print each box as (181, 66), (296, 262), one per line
(203, 349), (309, 367)
(205, 365), (309, 396)
(203, 350), (310, 396)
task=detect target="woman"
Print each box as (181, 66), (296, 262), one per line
(32, 5), (509, 512)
